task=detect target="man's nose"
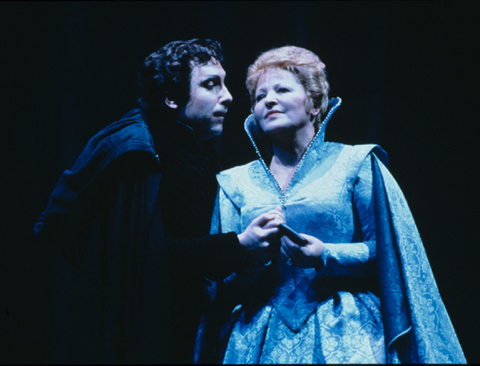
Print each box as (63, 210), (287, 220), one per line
(220, 86), (233, 105)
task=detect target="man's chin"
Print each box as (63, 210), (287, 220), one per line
(200, 125), (223, 142)
(210, 123), (223, 136)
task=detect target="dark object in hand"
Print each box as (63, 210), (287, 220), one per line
(279, 223), (308, 246)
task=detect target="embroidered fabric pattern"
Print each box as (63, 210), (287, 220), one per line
(210, 98), (466, 363)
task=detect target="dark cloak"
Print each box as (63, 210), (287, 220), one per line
(34, 110), (169, 363)
(34, 109), (245, 363)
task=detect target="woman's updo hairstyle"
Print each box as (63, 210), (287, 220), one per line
(246, 46), (330, 129)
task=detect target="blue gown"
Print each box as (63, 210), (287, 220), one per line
(210, 98), (466, 363)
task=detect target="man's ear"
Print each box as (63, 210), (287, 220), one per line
(164, 97), (179, 110)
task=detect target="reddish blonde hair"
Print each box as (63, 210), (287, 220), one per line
(246, 46), (330, 128)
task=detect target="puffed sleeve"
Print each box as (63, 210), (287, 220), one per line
(210, 186), (242, 235)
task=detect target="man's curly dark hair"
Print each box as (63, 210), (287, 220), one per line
(137, 38), (224, 117)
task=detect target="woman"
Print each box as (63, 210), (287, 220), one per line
(209, 46), (465, 363)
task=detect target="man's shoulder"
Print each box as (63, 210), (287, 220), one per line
(72, 109), (156, 170)
(92, 109), (152, 150)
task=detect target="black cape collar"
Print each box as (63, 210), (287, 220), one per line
(143, 110), (216, 155)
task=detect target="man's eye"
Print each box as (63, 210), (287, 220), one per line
(203, 80), (219, 90)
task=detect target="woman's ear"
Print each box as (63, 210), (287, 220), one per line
(164, 97), (178, 110)
(310, 107), (320, 121)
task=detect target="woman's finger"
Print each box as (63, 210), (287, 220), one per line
(280, 236), (296, 258)
(279, 245), (289, 261)
(281, 235), (303, 254)
(263, 218), (283, 230)
(265, 208), (285, 220)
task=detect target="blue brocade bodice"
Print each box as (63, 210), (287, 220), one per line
(210, 98), (466, 363)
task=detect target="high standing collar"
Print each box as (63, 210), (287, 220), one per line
(244, 97), (342, 164)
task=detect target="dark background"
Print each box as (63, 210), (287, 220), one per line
(1, 1), (478, 363)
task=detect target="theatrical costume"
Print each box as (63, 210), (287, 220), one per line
(34, 109), (245, 363)
(210, 98), (466, 363)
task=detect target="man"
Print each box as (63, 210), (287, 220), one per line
(34, 39), (282, 363)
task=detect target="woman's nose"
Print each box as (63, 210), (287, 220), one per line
(265, 93), (278, 108)
(265, 97), (277, 108)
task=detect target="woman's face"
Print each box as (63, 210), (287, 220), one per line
(254, 69), (318, 139)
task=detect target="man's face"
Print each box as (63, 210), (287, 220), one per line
(176, 59), (233, 142)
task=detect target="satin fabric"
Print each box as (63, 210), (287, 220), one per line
(210, 98), (466, 363)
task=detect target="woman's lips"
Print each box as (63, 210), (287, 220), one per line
(266, 111), (282, 118)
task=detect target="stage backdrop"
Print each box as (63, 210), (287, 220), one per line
(1, 2), (478, 363)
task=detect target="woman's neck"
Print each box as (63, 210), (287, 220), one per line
(269, 126), (315, 191)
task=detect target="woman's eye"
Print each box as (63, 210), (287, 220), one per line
(277, 87), (289, 93)
(256, 94), (265, 102)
